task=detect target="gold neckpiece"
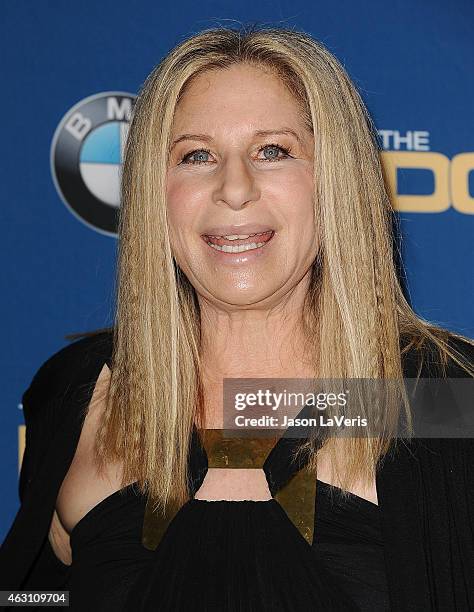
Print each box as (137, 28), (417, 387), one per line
(142, 429), (316, 550)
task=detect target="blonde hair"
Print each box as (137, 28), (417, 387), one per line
(89, 24), (474, 513)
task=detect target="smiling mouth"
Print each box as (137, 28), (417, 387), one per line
(201, 230), (275, 253)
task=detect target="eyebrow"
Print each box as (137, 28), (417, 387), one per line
(169, 128), (303, 151)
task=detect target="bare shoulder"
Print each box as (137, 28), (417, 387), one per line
(20, 330), (116, 565)
(50, 360), (125, 565)
(19, 329), (114, 502)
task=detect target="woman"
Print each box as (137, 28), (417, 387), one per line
(2, 24), (474, 611)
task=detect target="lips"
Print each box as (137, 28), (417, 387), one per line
(203, 230), (275, 248)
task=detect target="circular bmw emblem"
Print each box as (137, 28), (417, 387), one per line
(50, 91), (136, 236)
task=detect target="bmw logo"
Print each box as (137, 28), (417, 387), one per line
(50, 91), (136, 236)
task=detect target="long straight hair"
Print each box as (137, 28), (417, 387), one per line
(91, 24), (474, 512)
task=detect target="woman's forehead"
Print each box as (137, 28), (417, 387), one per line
(172, 66), (310, 140)
(182, 65), (298, 108)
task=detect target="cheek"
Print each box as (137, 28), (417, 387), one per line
(288, 169), (314, 221)
(166, 178), (187, 214)
(267, 169), (315, 229)
(267, 163), (313, 199)
(278, 182), (316, 254)
(166, 179), (200, 236)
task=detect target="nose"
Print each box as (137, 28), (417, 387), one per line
(212, 153), (261, 210)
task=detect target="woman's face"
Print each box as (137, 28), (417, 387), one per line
(166, 63), (318, 307)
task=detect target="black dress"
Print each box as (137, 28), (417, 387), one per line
(39, 425), (389, 611)
(4, 331), (474, 610)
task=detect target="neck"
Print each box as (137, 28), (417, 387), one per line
(197, 297), (319, 429)
(199, 308), (317, 381)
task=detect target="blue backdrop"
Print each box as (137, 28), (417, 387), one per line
(2, 0), (473, 541)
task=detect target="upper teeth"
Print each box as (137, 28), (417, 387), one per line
(223, 234), (252, 240)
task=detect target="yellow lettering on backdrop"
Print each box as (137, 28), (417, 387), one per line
(381, 151), (450, 213)
(451, 153), (474, 214)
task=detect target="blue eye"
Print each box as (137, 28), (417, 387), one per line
(179, 143), (292, 165)
(260, 144), (291, 161)
(181, 148), (212, 164)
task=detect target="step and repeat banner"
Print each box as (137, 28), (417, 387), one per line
(1, 1), (473, 540)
